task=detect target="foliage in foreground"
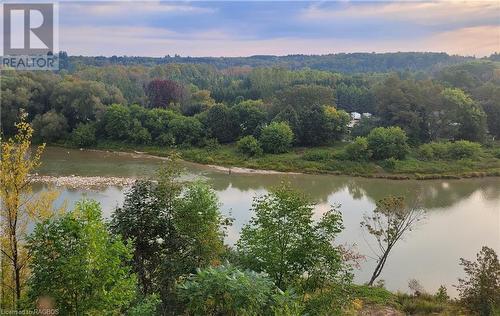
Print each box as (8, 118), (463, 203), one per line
(177, 264), (303, 316)
(0, 113), (59, 308)
(27, 200), (136, 315)
(110, 166), (230, 313)
(457, 246), (500, 315)
(237, 184), (352, 295)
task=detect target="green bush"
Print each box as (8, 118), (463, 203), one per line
(237, 135), (263, 156)
(127, 294), (161, 316)
(155, 133), (175, 146)
(418, 142), (450, 160)
(260, 122), (294, 154)
(201, 138), (222, 152)
(367, 127), (409, 160)
(448, 140), (482, 159)
(379, 157), (397, 170)
(493, 148), (500, 159)
(345, 137), (371, 161)
(176, 264), (302, 316)
(302, 150), (332, 162)
(418, 141), (482, 160)
(71, 123), (96, 147)
(435, 285), (449, 302)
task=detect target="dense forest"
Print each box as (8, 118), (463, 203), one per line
(1, 52), (500, 177)
(61, 52), (479, 73)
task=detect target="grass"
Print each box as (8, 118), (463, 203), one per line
(347, 285), (468, 315)
(68, 140), (500, 180)
(396, 293), (467, 315)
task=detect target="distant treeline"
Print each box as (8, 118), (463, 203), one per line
(60, 52), (490, 73)
(1, 55), (499, 152)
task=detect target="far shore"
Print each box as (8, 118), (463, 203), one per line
(45, 145), (500, 181)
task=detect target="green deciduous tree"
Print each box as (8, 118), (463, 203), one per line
(367, 127), (409, 160)
(51, 79), (124, 128)
(27, 200), (136, 315)
(473, 83), (500, 139)
(31, 110), (69, 143)
(110, 166), (229, 313)
(232, 100), (267, 137)
(70, 123), (97, 147)
(441, 88), (488, 142)
(237, 136), (263, 157)
(169, 116), (204, 146)
(204, 104), (239, 143)
(457, 246), (500, 316)
(344, 137), (371, 161)
(237, 184), (351, 292)
(0, 114), (59, 309)
(102, 104), (132, 140)
(259, 122), (294, 154)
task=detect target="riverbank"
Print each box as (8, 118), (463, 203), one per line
(58, 141), (500, 180)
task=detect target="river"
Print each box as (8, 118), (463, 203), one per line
(34, 147), (500, 297)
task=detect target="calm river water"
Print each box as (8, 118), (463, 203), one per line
(34, 147), (500, 297)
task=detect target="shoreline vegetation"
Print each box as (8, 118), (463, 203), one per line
(3, 55), (500, 184)
(54, 142), (500, 181)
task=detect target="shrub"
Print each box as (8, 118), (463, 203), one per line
(128, 294), (161, 316)
(435, 285), (449, 302)
(345, 137), (371, 161)
(302, 150), (332, 162)
(448, 140), (482, 159)
(408, 279), (425, 296)
(379, 157), (397, 170)
(71, 123), (96, 147)
(418, 141), (482, 160)
(259, 122), (294, 154)
(493, 148), (500, 159)
(201, 138), (221, 152)
(155, 133), (175, 146)
(367, 127), (409, 160)
(176, 264), (302, 316)
(237, 135), (263, 157)
(418, 142), (450, 160)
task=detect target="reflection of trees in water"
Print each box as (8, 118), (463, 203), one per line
(203, 172), (349, 203)
(202, 171), (500, 211)
(354, 178), (500, 210)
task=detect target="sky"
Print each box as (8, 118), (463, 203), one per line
(53, 1), (500, 57)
